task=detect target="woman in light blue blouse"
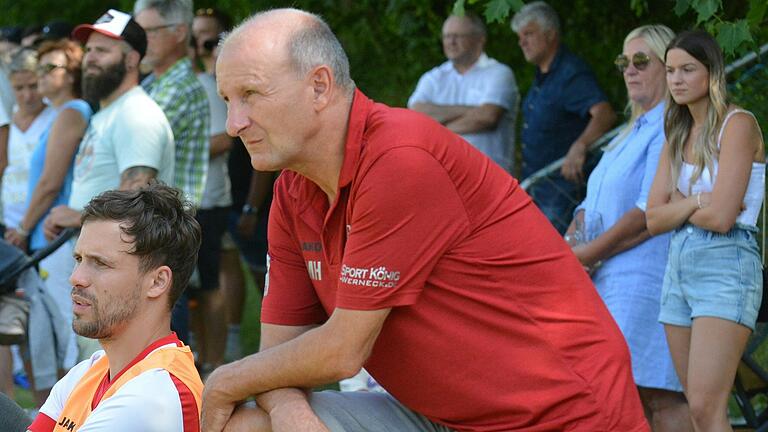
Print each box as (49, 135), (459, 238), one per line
(566, 25), (692, 431)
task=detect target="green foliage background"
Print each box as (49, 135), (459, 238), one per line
(0, 0), (764, 113)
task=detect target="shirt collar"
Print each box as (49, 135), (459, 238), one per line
(338, 88), (372, 189)
(635, 101), (665, 129)
(154, 57), (192, 83)
(536, 44), (565, 79)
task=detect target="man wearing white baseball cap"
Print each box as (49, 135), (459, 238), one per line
(43, 9), (175, 245)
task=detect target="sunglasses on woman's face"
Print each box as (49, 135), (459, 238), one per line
(614, 52), (651, 73)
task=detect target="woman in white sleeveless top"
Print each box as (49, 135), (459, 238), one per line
(647, 30), (765, 431)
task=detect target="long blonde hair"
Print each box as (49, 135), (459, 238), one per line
(663, 30), (729, 193)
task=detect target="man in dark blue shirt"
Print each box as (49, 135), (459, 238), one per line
(511, 1), (615, 233)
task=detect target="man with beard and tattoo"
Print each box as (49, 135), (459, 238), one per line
(25, 183), (204, 432)
(42, 9), (175, 360)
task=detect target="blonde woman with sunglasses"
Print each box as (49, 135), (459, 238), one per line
(647, 30), (765, 431)
(569, 24), (692, 432)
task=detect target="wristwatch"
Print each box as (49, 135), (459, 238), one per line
(242, 204), (258, 215)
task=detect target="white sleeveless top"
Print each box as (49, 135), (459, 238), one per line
(676, 109), (765, 226)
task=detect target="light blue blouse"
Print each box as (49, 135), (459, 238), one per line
(578, 101), (670, 280)
(26, 99), (93, 250)
(576, 101), (681, 391)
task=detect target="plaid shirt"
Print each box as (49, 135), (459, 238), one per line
(142, 58), (209, 205)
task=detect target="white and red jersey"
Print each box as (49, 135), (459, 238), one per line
(29, 333), (202, 432)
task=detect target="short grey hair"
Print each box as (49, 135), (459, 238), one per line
(230, 9), (354, 93)
(133, 0), (194, 27)
(450, 12), (486, 37)
(510, 1), (560, 35)
(8, 48), (37, 74)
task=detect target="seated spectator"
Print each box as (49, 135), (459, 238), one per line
(26, 183), (203, 432)
(647, 30), (765, 431)
(567, 25), (692, 431)
(203, 9), (648, 431)
(409, 12), (518, 172)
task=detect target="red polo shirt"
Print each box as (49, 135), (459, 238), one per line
(263, 89), (647, 432)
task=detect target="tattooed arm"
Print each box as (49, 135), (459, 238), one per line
(119, 166), (158, 191)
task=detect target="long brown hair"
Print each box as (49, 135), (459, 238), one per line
(663, 30), (728, 193)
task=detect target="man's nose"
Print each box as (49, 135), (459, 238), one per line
(226, 102), (249, 138)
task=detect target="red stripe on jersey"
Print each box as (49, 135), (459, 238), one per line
(28, 413), (56, 432)
(170, 373), (199, 432)
(91, 332), (184, 410)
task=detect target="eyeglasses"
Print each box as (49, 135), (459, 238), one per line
(614, 52), (651, 73)
(142, 23), (178, 35)
(441, 32), (478, 41)
(36, 63), (66, 76)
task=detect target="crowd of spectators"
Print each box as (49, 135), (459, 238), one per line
(0, 1), (763, 431)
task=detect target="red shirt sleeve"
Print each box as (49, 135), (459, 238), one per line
(260, 177), (328, 325)
(337, 147), (470, 309)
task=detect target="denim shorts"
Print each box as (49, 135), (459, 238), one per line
(659, 223), (763, 330)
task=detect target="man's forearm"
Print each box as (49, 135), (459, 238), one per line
(446, 104), (505, 135)
(572, 101), (616, 150)
(410, 103), (471, 124)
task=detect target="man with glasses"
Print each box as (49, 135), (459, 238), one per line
(133, 0), (211, 348)
(512, 1), (615, 233)
(408, 13), (518, 173)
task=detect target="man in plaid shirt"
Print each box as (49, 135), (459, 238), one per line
(134, 0), (210, 346)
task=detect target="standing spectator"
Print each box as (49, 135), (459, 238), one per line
(0, 48), (56, 405)
(4, 40), (92, 381)
(202, 9), (647, 432)
(568, 25), (692, 432)
(409, 13), (518, 172)
(647, 30), (765, 431)
(192, 7), (229, 75)
(511, 1), (615, 232)
(133, 0), (210, 349)
(43, 9), (175, 360)
(190, 16), (232, 371)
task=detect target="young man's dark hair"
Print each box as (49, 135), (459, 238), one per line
(81, 182), (201, 309)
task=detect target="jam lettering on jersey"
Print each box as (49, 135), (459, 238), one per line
(58, 417), (77, 431)
(340, 264), (400, 288)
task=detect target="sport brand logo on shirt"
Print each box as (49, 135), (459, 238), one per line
(340, 265), (400, 288)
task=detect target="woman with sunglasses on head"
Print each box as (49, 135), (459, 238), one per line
(568, 25), (692, 431)
(647, 30), (765, 431)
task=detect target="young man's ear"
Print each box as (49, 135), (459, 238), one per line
(146, 266), (172, 300)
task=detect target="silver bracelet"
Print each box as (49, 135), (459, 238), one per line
(696, 192), (702, 209)
(15, 226), (29, 237)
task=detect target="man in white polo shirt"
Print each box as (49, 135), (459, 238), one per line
(408, 13), (518, 172)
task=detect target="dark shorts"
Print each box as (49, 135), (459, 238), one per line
(191, 206), (230, 292)
(227, 208), (268, 272)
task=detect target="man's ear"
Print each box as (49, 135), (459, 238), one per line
(125, 50), (141, 71)
(174, 23), (189, 45)
(309, 64), (333, 111)
(145, 265), (172, 300)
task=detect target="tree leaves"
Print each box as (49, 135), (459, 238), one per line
(716, 20), (753, 56)
(674, 0), (690, 16)
(692, 0), (722, 24)
(482, 0), (525, 24)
